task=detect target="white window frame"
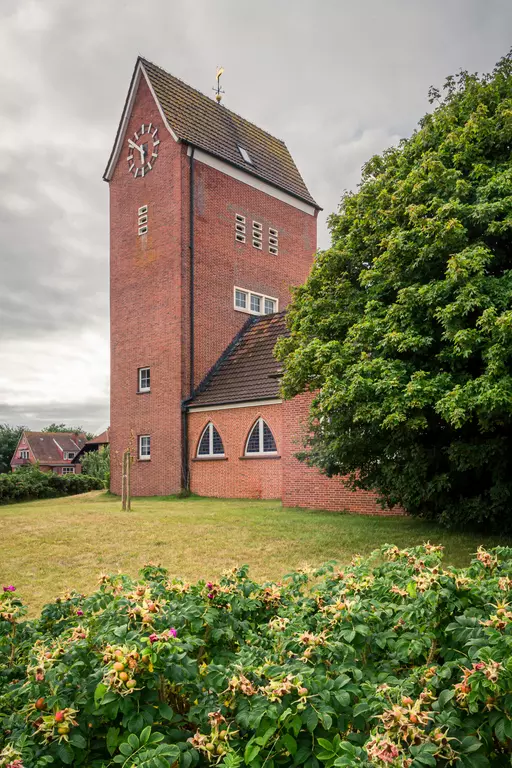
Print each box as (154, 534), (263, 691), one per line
(62, 466), (75, 475)
(233, 287), (279, 316)
(245, 417), (278, 456)
(139, 435), (151, 460)
(63, 452), (76, 460)
(19, 450), (29, 459)
(138, 367), (151, 393)
(197, 423), (225, 458)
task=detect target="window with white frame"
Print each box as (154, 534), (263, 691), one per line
(63, 452), (76, 460)
(139, 435), (151, 460)
(233, 287), (278, 316)
(138, 367), (151, 392)
(197, 423), (225, 457)
(19, 450), (29, 459)
(62, 466), (75, 475)
(238, 146), (252, 164)
(245, 418), (278, 455)
(235, 213), (246, 244)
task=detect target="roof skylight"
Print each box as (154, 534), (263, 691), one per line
(238, 146), (252, 164)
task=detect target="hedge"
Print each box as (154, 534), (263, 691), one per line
(0, 466), (104, 504)
(2, 545), (512, 766)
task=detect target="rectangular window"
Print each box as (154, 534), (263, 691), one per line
(20, 450), (29, 459)
(235, 214), (246, 244)
(138, 367), (151, 392)
(63, 452), (76, 460)
(234, 287), (278, 316)
(62, 466), (75, 475)
(139, 435), (151, 460)
(264, 297), (276, 314)
(250, 294), (261, 313)
(235, 289), (247, 309)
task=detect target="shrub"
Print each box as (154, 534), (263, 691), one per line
(0, 466), (103, 505)
(80, 446), (110, 487)
(1, 545), (512, 767)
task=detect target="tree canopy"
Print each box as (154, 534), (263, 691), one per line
(276, 53), (512, 531)
(42, 423), (94, 440)
(0, 424), (24, 474)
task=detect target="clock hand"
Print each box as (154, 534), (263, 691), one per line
(128, 139), (145, 161)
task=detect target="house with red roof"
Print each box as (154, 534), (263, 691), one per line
(10, 431), (86, 475)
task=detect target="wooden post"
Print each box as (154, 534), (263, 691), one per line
(126, 449), (131, 512)
(121, 449), (128, 511)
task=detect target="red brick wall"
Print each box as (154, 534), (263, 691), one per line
(192, 160), (317, 386)
(281, 393), (404, 515)
(108, 67), (318, 497)
(188, 404), (282, 499)
(109, 75), (186, 496)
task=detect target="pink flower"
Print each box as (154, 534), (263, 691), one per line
(207, 593), (214, 600)
(148, 633), (159, 644)
(3, 585), (16, 592)
(206, 582), (213, 589)
(76, 609), (84, 616)
(168, 627), (177, 638)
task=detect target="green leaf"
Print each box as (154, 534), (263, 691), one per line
(57, 744), (74, 765)
(69, 733), (87, 749)
(437, 688), (455, 709)
(244, 743), (260, 765)
(317, 739), (333, 751)
(119, 742), (133, 756)
(139, 726), (151, 745)
(94, 682), (107, 706)
(127, 733), (140, 750)
(319, 712), (332, 730)
(158, 702), (174, 720)
(305, 708), (318, 733)
(107, 727), (120, 756)
(282, 734), (297, 756)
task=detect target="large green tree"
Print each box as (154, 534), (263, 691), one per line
(277, 53), (512, 531)
(0, 424), (25, 473)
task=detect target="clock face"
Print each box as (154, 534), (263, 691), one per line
(126, 123), (159, 178)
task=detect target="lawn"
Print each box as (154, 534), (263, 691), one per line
(1, 491), (509, 615)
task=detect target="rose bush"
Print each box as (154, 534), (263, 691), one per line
(1, 545), (512, 767)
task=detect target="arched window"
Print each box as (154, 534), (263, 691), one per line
(245, 418), (277, 455)
(197, 423), (225, 457)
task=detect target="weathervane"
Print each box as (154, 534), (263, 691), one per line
(213, 66), (225, 103)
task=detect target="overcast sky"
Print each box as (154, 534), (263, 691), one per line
(0, 0), (511, 433)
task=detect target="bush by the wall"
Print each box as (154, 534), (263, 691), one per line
(0, 466), (103, 504)
(1, 545), (512, 767)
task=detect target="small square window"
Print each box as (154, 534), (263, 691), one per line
(138, 205), (148, 216)
(269, 246), (279, 256)
(264, 298), (276, 314)
(138, 367), (150, 392)
(238, 146), (252, 164)
(269, 227), (278, 237)
(252, 230), (262, 241)
(138, 225), (148, 236)
(138, 215), (148, 226)
(253, 240), (262, 250)
(250, 294), (261, 313)
(253, 221), (262, 231)
(235, 222), (246, 234)
(235, 233), (246, 243)
(235, 289), (247, 309)
(139, 435), (151, 460)
(235, 214), (246, 224)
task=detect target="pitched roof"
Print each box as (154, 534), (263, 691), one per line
(71, 428), (110, 463)
(187, 313), (287, 408)
(24, 432), (86, 465)
(105, 57), (319, 209)
(85, 428), (109, 446)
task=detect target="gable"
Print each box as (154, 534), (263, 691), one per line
(104, 57), (319, 209)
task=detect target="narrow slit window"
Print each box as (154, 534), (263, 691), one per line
(197, 423), (225, 457)
(245, 418), (278, 455)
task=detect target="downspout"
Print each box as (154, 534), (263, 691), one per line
(181, 146), (195, 493)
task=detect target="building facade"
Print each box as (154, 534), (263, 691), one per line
(105, 58), (400, 515)
(11, 431), (85, 475)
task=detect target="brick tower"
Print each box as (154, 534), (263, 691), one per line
(104, 58), (319, 496)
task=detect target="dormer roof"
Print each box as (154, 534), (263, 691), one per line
(104, 57), (319, 210)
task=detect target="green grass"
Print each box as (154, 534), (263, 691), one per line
(1, 491), (509, 615)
